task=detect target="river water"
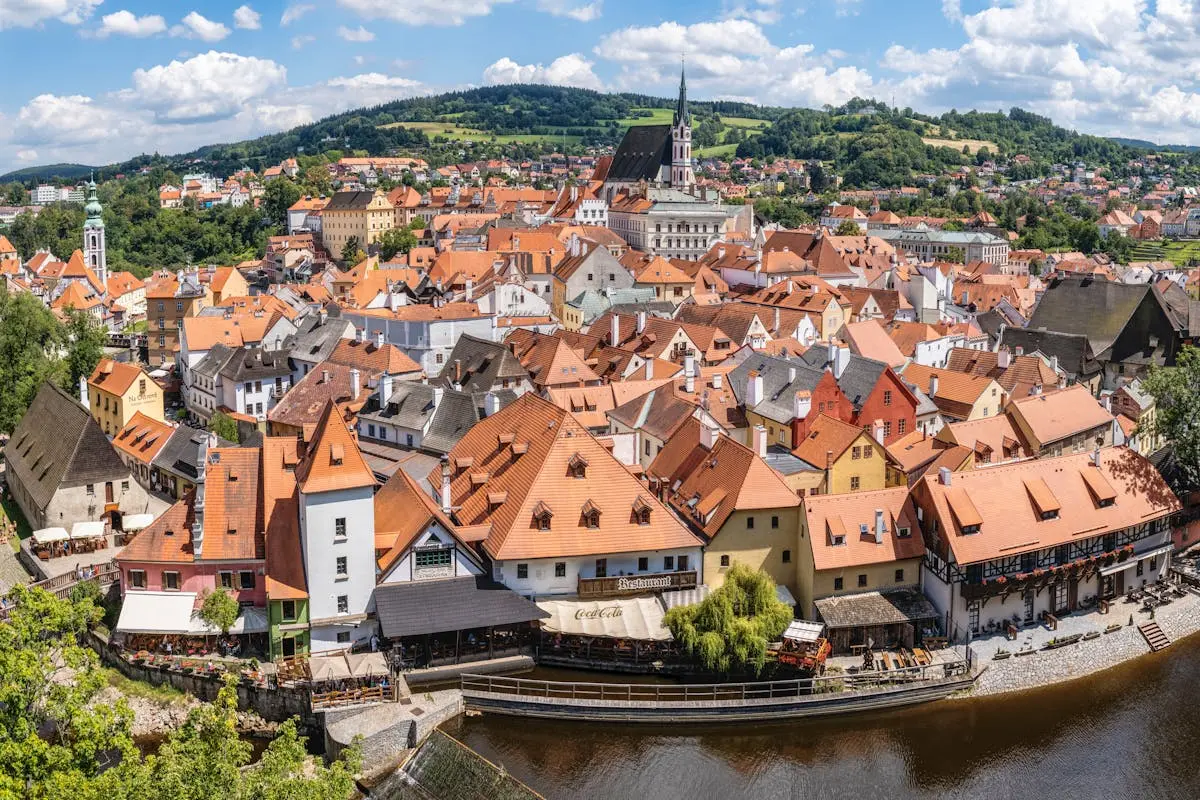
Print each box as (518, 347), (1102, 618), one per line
(441, 637), (1200, 799)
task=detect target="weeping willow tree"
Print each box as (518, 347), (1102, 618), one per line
(663, 563), (793, 675)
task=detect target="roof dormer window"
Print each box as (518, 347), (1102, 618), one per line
(568, 452), (588, 479)
(581, 500), (601, 529)
(533, 501), (553, 531)
(633, 496), (652, 526)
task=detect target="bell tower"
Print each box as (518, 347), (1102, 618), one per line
(82, 174), (107, 293)
(670, 61), (695, 189)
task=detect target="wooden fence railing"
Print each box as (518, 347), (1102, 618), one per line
(0, 561), (120, 620)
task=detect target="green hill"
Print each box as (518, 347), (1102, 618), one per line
(0, 163), (96, 183)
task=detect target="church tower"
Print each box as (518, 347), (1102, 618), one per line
(670, 63), (695, 189)
(82, 175), (107, 293)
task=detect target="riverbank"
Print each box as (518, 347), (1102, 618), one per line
(960, 589), (1200, 697)
(98, 668), (279, 737)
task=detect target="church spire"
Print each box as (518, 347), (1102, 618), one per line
(673, 60), (690, 127)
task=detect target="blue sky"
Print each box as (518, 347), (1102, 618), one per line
(2, 0), (1199, 173)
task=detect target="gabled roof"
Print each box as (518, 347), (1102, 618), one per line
(89, 358), (150, 396)
(1027, 277), (1171, 357)
(263, 436), (306, 599)
(792, 413), (871, 468)
(901, 363), (998, 419)
(374, 469), (466, 573)
(268, 362), (369, 435)
(295, 401), (376, 494)
(201, 447), (264, 560)
(842, 320), (907, 368)
(329, 338), (422, 377)
(727, 353), (827, 424)
(607, 125), (672, 183)
(799, 349), (890, 412)
(445, 393), (699, 561)
(7, 382), (130, 512)
(1006, 384), (1114, 447)
(607, 385), (697, 441)
(112, 412), (173, 466)
(118, 497), (195, 564)
(803, 487), (924, 571)
(438, 334), (529, 393)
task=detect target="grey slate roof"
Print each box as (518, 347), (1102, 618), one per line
(374, 575), (548, 638)
(191, 343), (236, 380)
(998, 327), (1096, 379)
(436, 334), (529, 394)
(423, 389), (516, 454)
(728, 354), (827, 425)
(287, 316), (353, 364)
(6, 382), (131, 512)
(799, 350), (888, 411)
(218, 346), (291, 382)
(1027, 277), (1170, 356)
(607, 124), (672, 184)
(813, 588), (939, 630)
(152, 425), (231, 481)
(324, 190), (379, 211)
(364, 381), (438, 432)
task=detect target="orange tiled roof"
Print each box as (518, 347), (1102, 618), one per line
(263, 436), (306, 599)
(202, 447), (264, 560)
(112, 412), (174, 465)
(118, 496), (195, 564)
(804, 487), (924, 570)
(328, 338), (422, 377)
(1007, 384), (1114, 447)
(89, 358), (149, 396)
(792, 413), (870, 468)
(295, 401), (376, 494)
(374, 469), (462, 572)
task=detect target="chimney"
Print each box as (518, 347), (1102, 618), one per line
(636, 310), (647, 334)
(1015, 346), (1024, 356)
(834, 346), (851, 379)
(1049, 354), (1059, 373)
(873, 419), (885, 442)
(465, 278), (474, 299)
(1091, 447), (1101, 467)
(827, 340), (836, 366)
(350, 368), (361, 400)
(700, 424), (717, 450)
(432, 385), (445, 407)
(1032, 383), (1043, 396)
(355, 327), (364, 343)
(712, 372), (723, 390)
(961, 290), (969, 305)
(794, 390), (812, 419)
(379, 374), (394, 406)
(484, 391), (501, 417)
(752, 424), (768, 459)
(929, 374), (939, 397)
(684, 354), (696, 394)
(938, 466), (952, 486)
(645, 358), (654, 380)
(78, 375), (88, 407)
(321, 369), (331, 384)
(376, 330), (385, 349)
(191, 483), (205, 557)
(773, 307), (780, 333)
(997, 347), (1011, 369)
(441, 459), (452, 515)
(746, 370), (764, 407)
(610, 313), (621, 346)
(874, 509), (885, 544)
(788, 366), (797, 382)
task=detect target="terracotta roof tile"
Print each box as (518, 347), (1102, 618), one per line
(804, 487), (924, 570)
(112, 412), (174, 466)
(295, 401), (376, 494)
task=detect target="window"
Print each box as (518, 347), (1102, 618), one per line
(281, 600), (296, 621)
(863, 446), (872, 459)
(336, 557), (348, 578)
(638, 556), (648, 571)
(517, 563), (528, 579)
(850, 476), (860, 491)
(898, 419), (907, 435)
(163, 571), (180, 591)
(555, 562), (566, 578)
(1136, 560), (1144, 577)
(858, 574), (868, 587)
(782, 549), (791, 564)
(884, 421), (892, 438)
(834, 577), (844, 591)
(129, 569), (146, 589)
(678, 555), (689, 571)
(86, 484), (95, 496)
(746, 516), (755, 530)
(596, 558), (607, 578)
(771, 515), (780, 529)
(337, 595), (349, 614)
(121, 480), (129, 492)
(720, 554), (731, 567)
(1150, 556), (1158, 572)
(883, 390), (893, 406)
(852, 446), (861, 460)
(219, 571), (233, 589)
(898, 526), (911, 538)
(663, 556), (675, 571)
(895, 568), (905, 583)
(337, 632), (351, 644)
(415, 548), (452, 568)
(334, 518), (347, 539)
(239, 571), (255, 590)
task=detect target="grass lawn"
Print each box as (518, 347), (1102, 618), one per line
(696, 143), (740, 158)
(722, 116), (770, 130)
(103, 667), (191, 706)
(1, 491), (31, 553)
(617, 107), (675, 127)
(922, 136), (998, 154)
(379, 120), (582, 145)
(1158, 240), (1200, 265)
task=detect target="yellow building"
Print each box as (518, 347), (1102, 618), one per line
(649, 421), (804, 598)
(902, 364), (1005, 423)
(87, 358), (165, 435)
(791, 413), (892, 495)
(321, 189), (396, 261)
(797, 487), (927, 641)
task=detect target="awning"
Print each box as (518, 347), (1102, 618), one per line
(814, 589), (939, 630)
(784, 620), (826, 643)
(122, 513), (155, 532)
(31, 527), (69, 545)
(188, 606), (269, 635)
(776, 584), (797, 607)
(374, 575), (548, 639)
(1100, 543), (1175, 576)
(309, 654), (352, 682)
(346, 652), (389, 677)
(116, 591), (197, 634)
(537, 596), (673, 642)
(662, 585), (710, 610)
(71, 521), (106, 540)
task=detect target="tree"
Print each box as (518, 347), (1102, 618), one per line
(834, 220), (864, 236)
(1142, 345), (1200, 488)
(0, 289), (67, 433)
(377, 227), (417, 261)
(63, 310), (106, 392)
(199, 589), (239, 636)
(663, 563), (793, 675)
(261, 178), (301, 227)
(944, 246), (966, 264)
(209, 412), (239, 444)
(340, 236), (363, 264)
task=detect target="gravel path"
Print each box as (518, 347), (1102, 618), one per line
(961, 590), (1200, 697)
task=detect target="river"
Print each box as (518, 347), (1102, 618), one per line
(441, 636), (1200, 799)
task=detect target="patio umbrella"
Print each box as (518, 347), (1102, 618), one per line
(346, 652), (389, 677)
(308, 655), (351, 682)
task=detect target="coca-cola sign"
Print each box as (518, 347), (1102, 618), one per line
(574, 605), (623, 620)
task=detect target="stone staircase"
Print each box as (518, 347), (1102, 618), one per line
(1138, 621), (1172, 652)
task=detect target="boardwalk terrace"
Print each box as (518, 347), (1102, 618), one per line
(911, 449), (1179, 640)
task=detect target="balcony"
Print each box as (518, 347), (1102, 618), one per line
(578, 570), (698, 599)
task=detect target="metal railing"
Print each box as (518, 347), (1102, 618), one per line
(1, 561), (120, 620)
(461, 657), (972, 704)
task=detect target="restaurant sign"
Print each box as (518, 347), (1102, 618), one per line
(578, 570), (698, 598)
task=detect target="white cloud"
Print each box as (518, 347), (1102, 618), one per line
(834, 0), (861, 17)
(96, 10), (167, 38)
(127, 51), (288, 122)
(280, 3), (313, 25)
(0, 0), (101, 29)
(16, 149), (38, 162)
(337, 0), (515, 26)
(537, 0), (601, 22)
(483, 54), (603, 90)
(291, 34), (314, 49)
(337, 24), (374, 41)
(941, 0), (962, 22)
(171, 11), (231, 42)
(233, 5), (260, 29)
